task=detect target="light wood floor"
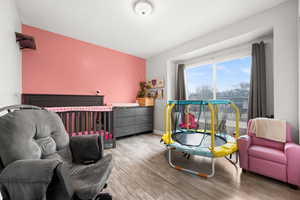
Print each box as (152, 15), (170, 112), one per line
(105, 134), (300, 200)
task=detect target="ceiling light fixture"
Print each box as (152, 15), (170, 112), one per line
(134, 0), (153, 16)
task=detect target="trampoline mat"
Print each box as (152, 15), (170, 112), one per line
(172, 131), (227, 148)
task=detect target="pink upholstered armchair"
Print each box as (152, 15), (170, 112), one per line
(238, 119), (300, 187)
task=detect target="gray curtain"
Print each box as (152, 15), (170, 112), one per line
(176, 64), (186, 100)
(248, 41), (267, 120)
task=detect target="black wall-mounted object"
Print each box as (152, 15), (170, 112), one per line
(15, 32), (36, 50)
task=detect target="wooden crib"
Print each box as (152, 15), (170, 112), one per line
(46, 106), (115, 149)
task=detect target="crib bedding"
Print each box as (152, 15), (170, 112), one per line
(45, 106), (112, 112)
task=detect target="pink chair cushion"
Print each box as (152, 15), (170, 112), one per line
(251, 137), (284, 150)
(248, 145), (287, 164)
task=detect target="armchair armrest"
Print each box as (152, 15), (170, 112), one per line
(70, 134), (104, 164)
(0, 159), (63, 200)
(285, 143), (300, 187)
(237, 135), (251, 170)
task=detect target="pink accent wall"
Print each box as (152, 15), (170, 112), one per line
(22, 25), (146, 103)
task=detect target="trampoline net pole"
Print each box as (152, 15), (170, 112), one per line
(168, 104), (175, 142)
(215, 104), (219, 134)
(208, 103), (215, 152)
(230, 103), (240, 139)
(163, 104), (168, 134)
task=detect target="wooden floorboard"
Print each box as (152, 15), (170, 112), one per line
(105, 134), (300, 200)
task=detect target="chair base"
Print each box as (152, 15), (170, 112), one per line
(289, 184), (298, 190)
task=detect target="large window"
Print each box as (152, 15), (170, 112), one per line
(185, 56), (251, 125)
(185, 64), (213, 100)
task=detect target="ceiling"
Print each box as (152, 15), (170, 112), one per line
(15, 0), (288, 59)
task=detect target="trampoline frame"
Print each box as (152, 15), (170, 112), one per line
(167, 147), (239, 178)
(168, 147), (216, 178)
(162, 100), (240, 178)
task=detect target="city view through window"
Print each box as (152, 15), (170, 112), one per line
(185, 56), (251, 132)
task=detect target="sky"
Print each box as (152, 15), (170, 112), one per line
(186, 56), (251, 94)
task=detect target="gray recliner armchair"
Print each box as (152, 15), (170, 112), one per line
(0, 105), (113, 200)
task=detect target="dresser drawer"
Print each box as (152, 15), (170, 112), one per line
(136, 115), (153, 124)
(136, 107), (153, 116)
(114, 116), (136, 127)
(113, 107), (137, 118)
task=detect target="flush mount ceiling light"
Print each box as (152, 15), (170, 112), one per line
(134, 0), (153, 16)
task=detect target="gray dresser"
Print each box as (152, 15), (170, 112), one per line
(113, 106), (154, 138)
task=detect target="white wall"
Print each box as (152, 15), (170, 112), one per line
(265, 40), (274, 116)
(0, 0), (21, 107)
(148, 0), (299, 141)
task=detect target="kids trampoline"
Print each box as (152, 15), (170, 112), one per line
(161, 100), (240, 178)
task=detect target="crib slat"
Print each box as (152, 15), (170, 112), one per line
(75, 112), (79, 136)
(98, 111), (102, 131)
(104, 112), (107, 138)
(68, 112), (73, 135)
(93, 112), (97, 133)
(108, 111), (112, 146)
(110, 111), (116, 148)
(85, 112), (88, 134)
(90, 112), (93, 134)
(87, 111), (91, 134)
(108, 112), (111, 133)
(98, 112), (102, 133)
(81, 112), (85, 134)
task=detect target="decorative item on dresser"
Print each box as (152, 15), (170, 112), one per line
(22, 94), (115, 149)
(113, 106), (154, 138)
(136, 82), (154, 106)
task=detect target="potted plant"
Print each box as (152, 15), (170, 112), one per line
(136, 82), (154, 106)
